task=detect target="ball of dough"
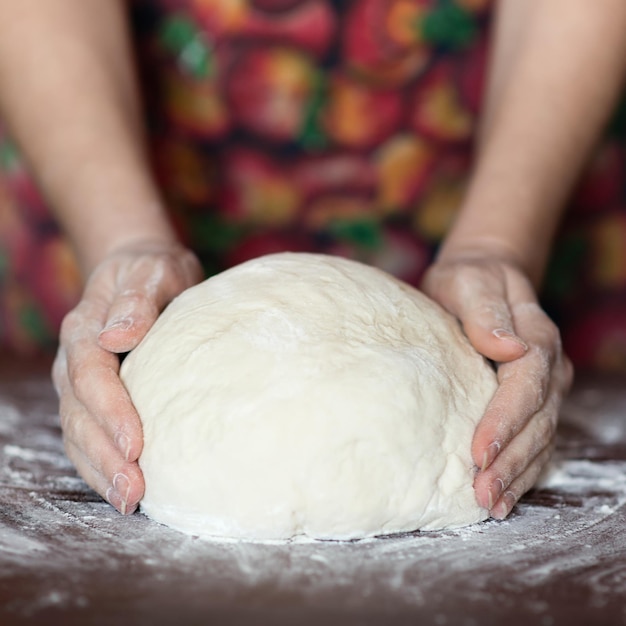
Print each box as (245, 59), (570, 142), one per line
(120, 253), (496, 540)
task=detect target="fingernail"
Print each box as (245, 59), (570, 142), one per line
(115, 432), (131, 461)
(481, 441), (501, 471)
(101, 318), (133, 334)
(106, 486), (128, 515)
(492, 328), (528, 351)
(488, 478), (505, 510)
(495, 490), (518, 520)
(113, 473), (131, 502)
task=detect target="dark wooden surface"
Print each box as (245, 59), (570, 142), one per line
(1, 356), (626, 626)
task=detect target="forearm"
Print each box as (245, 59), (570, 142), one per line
(440, 0), (626, 286)
(0, 0), (175, 276)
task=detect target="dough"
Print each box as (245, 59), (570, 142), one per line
(120, 253), (496, 540)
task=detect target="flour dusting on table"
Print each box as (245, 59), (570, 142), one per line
(1, 369), (626, 624)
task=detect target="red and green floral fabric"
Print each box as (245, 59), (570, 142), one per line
(1, 0), (625, 372)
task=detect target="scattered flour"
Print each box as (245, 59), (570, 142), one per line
(1, 369), (626, 621)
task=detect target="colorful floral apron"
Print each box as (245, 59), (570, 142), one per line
(0, 0), (625, 372)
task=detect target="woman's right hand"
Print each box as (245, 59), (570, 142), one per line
(52, 239), (203, 515)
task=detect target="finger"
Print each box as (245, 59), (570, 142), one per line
(471, 348), (551, 470)
(59, 389), (144, 513)
(97, 288), (160, 353)
(65, 357), (143, 463)
(98, 250), (203, 353)
(561, 353), (575, 395)
(489, 443), (554, 520)
(60, 305), (143, 462)
(471, 303), (562, 469)
(455, 290), (528, 363)
(65, 440), (143, 515)
(51, 346), (67, 398)
(473, 392), (560, 510)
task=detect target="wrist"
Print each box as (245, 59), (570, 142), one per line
(438, 185), (559, 288)
(437, 231), (528, 271)
(94, 219), (181, 262)
(67, 197), (179, 278)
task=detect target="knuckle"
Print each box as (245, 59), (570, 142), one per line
(485, 449), (523, 489)
(70, 361), (97, 406)
(59, 307), (83, 342)
(450, 264), (485, 295)
(63, 416), (80, 447)
(521, 448), (553, 494)
(517, 349), (551, 406)
(117, 289), (159, 320)
(514, 303), (562, 354)
(548, 388), (562, 420)
(536, 412), (557, 449)
(543, 319), (560, 349)
(531, 314), (561, 355)
(51, 350), (67, 395)
(561, 354), (575, 391)
(510, 450), (530, 482)
(473, 301), (511, 328)
(61, 438), (78, 470)
(521, 474), (538, 498)
(524, 401), (557, 455)
(117, 288), (148, 306)
(531, 370), (549, 408)
(180, 249), (203, 281)
(58, 402), (71, 432)
(58, 403), (81, 445)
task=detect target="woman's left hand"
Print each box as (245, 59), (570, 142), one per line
(422, 254), (574, 519)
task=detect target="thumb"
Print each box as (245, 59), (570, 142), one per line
(460, 295), (528, 363)
(425, 268), (528, 363)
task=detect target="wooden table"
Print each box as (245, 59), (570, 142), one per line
(1, 356), (625, 626)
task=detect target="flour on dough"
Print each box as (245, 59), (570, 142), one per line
(120, 253), (497, 540)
